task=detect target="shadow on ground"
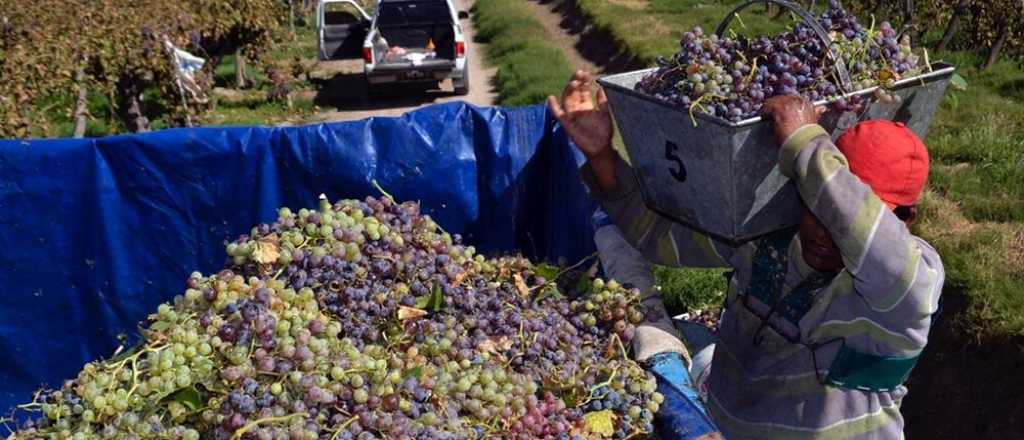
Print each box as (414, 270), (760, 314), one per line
(309, 72), (455, 111)
(902, 288), (1024, 439)
(999, 78), (1024, 101)
(536, 0), (646, 74)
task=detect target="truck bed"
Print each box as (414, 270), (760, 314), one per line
(379, 25), (455, 60)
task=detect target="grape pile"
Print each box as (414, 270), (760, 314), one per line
(635, 1), (924, 123)
(6, 195), (662, 440)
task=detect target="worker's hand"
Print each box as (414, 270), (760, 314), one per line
(548, 71), (614, 160)
(761, 95), (827, 145)
(548, 70), (616, 191)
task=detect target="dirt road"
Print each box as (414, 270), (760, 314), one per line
(309, 0), (496, 122)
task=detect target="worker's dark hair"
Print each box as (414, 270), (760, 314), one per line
(894, 205), (915, 222)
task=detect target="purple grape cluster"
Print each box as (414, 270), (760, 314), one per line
(636, 1), (922, 123)
(7, 196), (661, 440)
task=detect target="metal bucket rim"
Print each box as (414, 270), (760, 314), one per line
(597, 62), (957, 128)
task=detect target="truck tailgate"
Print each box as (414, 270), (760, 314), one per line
(373, 58), (454, 72)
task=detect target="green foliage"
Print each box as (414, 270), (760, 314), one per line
(574, 0), (794, 66)
(0, 0), (286, 138)
(843, 0), (1024, 61)
(654, 266), (728, 316)
(203, 94), (316, 128)
(471, 0), (574, 106)
(926, 51), (1024, 224)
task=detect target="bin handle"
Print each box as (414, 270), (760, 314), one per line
(714, 0), (853, 92)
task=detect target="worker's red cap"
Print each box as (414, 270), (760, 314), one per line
(835, 120), (930, 209)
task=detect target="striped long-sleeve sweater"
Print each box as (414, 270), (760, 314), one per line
(583, 124), (945, 440)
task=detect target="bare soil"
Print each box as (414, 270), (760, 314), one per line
(521, 0), (645, 76)
(309, 0), (496, 123)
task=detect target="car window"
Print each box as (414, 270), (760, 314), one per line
(377, 2), (451, 27)
(325, 10), (360, 25)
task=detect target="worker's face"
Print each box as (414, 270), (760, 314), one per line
(798, 208), (844, 272)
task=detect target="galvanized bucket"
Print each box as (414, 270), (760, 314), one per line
(596, 1), (956, 244)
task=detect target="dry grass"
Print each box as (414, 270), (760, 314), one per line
(606, 0), (649, 10)
(916, 189), (1024, 337)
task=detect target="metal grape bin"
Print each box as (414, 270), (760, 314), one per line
(596, 63), (956, 244)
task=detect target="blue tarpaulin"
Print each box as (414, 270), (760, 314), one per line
(0, 102), (600, 414)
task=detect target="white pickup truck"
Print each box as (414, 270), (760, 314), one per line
(317, 0), (471, 95)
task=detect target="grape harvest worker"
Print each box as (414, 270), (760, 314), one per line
(549, 71), (945, 440)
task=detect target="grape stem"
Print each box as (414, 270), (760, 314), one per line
(124, 356), (141, 398)
(611, 333), (629, 360)
(14, 390), (44, 412)
(732, 12), (748, 31)
(1, 415), (14, 436)
(688, 93), (718, 127)
(371, 180), (396, 204)
(623, 430), (648, 439)
(585, 369), (619, 402)
(330, 415), (359, 440)
(743, 57), (760, 86)
(230, 412), (307, 440)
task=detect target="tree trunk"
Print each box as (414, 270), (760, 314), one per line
(235, 47), (247, 89)
(984, 19), (1011, 70)
(289, 0), (296, 41)
(73, 65), (89, 138)
(936, 0), (968, 52)
(901, 0), (915, 34)
(117, 78), (150, 133)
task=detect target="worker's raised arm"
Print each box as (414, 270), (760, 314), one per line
(548, 71), (736, 269)
(764, 96), (945, 357)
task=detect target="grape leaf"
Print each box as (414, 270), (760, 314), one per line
(413, 283), (444, 312)
(397, 306), (428, 321)
(534, 284), (563, 303)
(415, 295), (430, 309)
(477, 336), (513, 354)
(535, 263), (560, 282)
(950, 73), (968, 91)
(252, 237), (280, 264)
(541, 377), (585, 408)
(164, 386), (205, 412)
(574, 276), (593, 296)
(582, 410), (617, 437)
(427, 283), (444, 312)
(402, 366), (423, 380)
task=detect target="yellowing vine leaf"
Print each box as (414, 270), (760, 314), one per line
(397, 306), (428, 322)
(477, 336), (513, 354)
(251, 237), (280, 264)
(582, 410), (616, 438)
(513, 274), (530, 299)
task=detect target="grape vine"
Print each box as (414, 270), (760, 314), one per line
(843, 0), (1024, 68)
(636, 1), (922, 123)
(0, 0), (284, 138)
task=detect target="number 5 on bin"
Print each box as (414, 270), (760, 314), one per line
(664, 141), (687, 183)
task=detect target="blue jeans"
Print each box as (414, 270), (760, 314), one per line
(676, 319), (716, 399)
